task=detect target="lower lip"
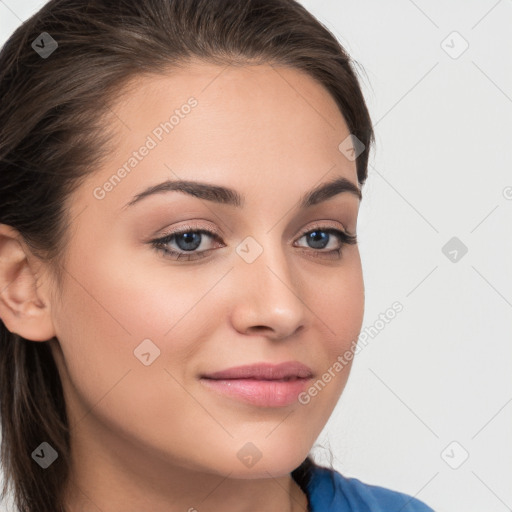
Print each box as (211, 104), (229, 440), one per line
(199, 377), (311, 407)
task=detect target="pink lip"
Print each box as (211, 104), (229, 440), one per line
(201, 361), (313, 380)
(199, 361), (314, 407)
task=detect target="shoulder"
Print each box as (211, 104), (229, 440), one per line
(306, 465), (436, 512)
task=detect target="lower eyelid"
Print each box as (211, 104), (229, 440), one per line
(154, 231), (222, 250)
(156, 227), (345, 246)
(152, 227), (352, 261)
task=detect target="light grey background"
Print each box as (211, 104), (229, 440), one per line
(1, 1), (511, 511)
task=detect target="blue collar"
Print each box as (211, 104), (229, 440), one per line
(301, 465), (339, 511)
(296, 464), (435, 512)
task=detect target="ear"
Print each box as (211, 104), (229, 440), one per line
(0, 223), (57, 342)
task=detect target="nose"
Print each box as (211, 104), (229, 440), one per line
(229, 236), (307, 340)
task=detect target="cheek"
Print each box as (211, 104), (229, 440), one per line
(57, 239), (218, 354)
(50, 234), (365, 474)
(303, 257), (364, 407)
(51, 255), (222, 460)
(50, 243), (209, 415)
(314, 255), (365, 354)
(55, 232), (364, 379)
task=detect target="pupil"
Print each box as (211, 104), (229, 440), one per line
(177, 232), (201, 251)
(173, 230), (330, 252)
(308, 230), (328, 249)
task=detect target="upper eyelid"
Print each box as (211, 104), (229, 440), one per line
(156, 221), (351, 239)
(151, 224), (356, 263)
(154, 222), (353, 249)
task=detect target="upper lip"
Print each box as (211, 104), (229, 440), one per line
(200, 361), (313, 380)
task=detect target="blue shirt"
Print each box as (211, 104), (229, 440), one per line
(301, 465), (436, 511)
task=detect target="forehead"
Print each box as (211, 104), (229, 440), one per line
(112, 60), (350, 145)
(74, 60), (358, 215)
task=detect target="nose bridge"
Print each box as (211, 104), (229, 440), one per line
(231, 230), (306, 336)
(237, 231), (296, 292)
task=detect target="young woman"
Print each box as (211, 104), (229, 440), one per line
(0, 1), (435, 511)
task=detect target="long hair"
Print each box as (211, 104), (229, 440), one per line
(0, 1), (375, 510)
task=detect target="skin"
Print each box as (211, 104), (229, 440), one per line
(0, 60), (365, 512)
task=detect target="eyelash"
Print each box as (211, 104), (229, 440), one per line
(150, 223), (357, 262)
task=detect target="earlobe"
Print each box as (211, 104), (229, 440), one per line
(0, 224), (57, 342)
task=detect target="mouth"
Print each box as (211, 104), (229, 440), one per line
(199, 361), (314, 407)
(200, 361), (313, 380)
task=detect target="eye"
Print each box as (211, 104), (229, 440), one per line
(150, 224), (357, 262)
(150, 225), (223, 261)
(294, 225), (357, 260)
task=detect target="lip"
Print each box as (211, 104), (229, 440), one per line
(199, 361), (314, 407)
(201, 361), (313, 380)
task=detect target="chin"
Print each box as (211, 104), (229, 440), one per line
(217, 441), (311, 480)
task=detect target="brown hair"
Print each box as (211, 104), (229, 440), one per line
(0, 0), (374, 510)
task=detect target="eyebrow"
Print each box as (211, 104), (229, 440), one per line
(122, 175), (361, 210)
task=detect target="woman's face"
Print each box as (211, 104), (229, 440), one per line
(47, 61), (364, 480)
